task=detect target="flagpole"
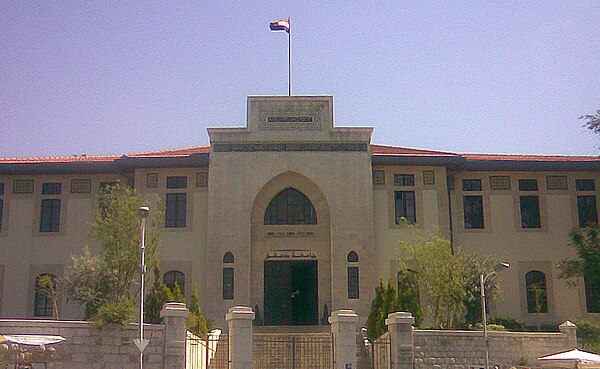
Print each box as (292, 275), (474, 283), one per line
(288, 17), (291, 96)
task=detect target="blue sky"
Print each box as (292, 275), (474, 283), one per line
(1, 1), (599, 157)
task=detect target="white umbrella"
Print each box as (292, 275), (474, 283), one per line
(538, 348), (600, 368)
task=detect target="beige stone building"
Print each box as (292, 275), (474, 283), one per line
(0, 96), (598, 327)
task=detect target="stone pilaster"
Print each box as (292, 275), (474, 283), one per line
(160, 302), (189, 369)
(385, 312), (415, 369)
(329, 309), (359, 369)
(559, 320), (577, 349)
(226, 306), (255, 369)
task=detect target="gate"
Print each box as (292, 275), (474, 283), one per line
(186, 330), (229, 369)
(371, 334), (391, 369)
(253, 333), (333, 369)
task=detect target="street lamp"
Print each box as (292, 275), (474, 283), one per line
(481, 262), (510, 369)
(134, 206), (150, 369)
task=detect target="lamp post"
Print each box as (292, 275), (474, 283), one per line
(481, 262), (510, 369)
(134, 206), (150, 369)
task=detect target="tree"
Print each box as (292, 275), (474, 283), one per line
(65, 183), (163, 326)
(187, 286), (212, 337)
(145, 263), (185, 324)
(396, 270), (423, 326)
(397, 225), (499, 328)
(558, 226), (600, 312)
(579, 110), (600, 135)
(365, 279), (398, 340)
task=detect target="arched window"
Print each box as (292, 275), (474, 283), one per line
(223, 252), (234, 300)
(347, 251), (359, 263)
(347, 251), (359, 299)
(164, 270), (185, 295)
(34, 273), (57, 318)
(526, 270), (548, 313)
(223, 252), (234, 264)
(264, 188), (317, 225)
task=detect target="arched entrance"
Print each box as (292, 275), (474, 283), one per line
(251, 172), (331, 326)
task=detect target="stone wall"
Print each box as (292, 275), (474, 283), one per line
(414, 329), (571, 368)
(0, 302), (188, 369)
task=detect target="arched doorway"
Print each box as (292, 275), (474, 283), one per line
(251, 172), (331, 326)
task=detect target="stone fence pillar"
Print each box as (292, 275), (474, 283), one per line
(559, 320), (578, 349)
(160, 302), (190, 369)
(226, 306), (255, 369)
(385, 312), (415, 369)
(329, 309), (359, 369)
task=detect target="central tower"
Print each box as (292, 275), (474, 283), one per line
(205, 96), (376, 325)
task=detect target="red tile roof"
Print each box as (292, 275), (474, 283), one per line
(463, 153), (600, 162)
(127, 145), (211, 158)
(0, 144), (597, 164)
(370, 144), (460, 157)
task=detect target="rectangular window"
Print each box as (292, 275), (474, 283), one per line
(0, 182), (4, 195)
(519, 179), (538, 191)
(577, 195), (598, 227)
(520, 196), (541, 228)
(196, 172), (208, 187)
(70, 179), (91, 193)
(422, 170), (435, 185)
(42, 183), (62, 195)
(223, 267), (234, 300)
(373, 171), (385, 185)
(40, 199), (61, 232)
(585, 275), (600, 313)
(166, 176), (187, 189)
(13, 179), (34, 194)
(394, 174), (414, 187)
(462, 179), (482, 191)
(99, 181), (117, 193)
(463, 196), (484, 229)
(0, 199), (3, 232)
(395, 191), (416, 224)
(546, 175), (567, 190)
(146, 173), (159, 188)
(348, 266), (359, 299)
(576, 179), (596, 191)
(490, 176), (511, 190)
(165, 193), (186, 228)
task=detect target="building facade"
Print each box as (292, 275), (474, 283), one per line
(0, 96), (598, 326)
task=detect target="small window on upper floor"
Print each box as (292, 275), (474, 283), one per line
(166, 176), (187, 189)
(0, 182), (4, 195)
(99, 181), (118, 193)
(394, 174), (414, 187)
(576, 179), (596, 192)
(42, 183), (62, 195)
(264, 188), (317, 225)
(519, 179), (538, 191)
(462, 179), (482, 191)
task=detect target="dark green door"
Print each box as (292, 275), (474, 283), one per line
(264, 260), (318, 325)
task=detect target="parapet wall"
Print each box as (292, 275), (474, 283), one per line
(414, 329), (571, 368)
(0, 302), (189, 369)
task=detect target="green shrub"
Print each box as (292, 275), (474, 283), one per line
(488, 316), (527, 331)
(92, 299), (136, 329)
(573, 318), (600, 352)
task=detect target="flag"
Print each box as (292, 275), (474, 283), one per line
(270, 19), (290, 33)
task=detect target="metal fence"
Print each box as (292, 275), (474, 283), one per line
(186, 331), (229, 369)
(253, 333), (333, 369)
(371, 334), (391, 369)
